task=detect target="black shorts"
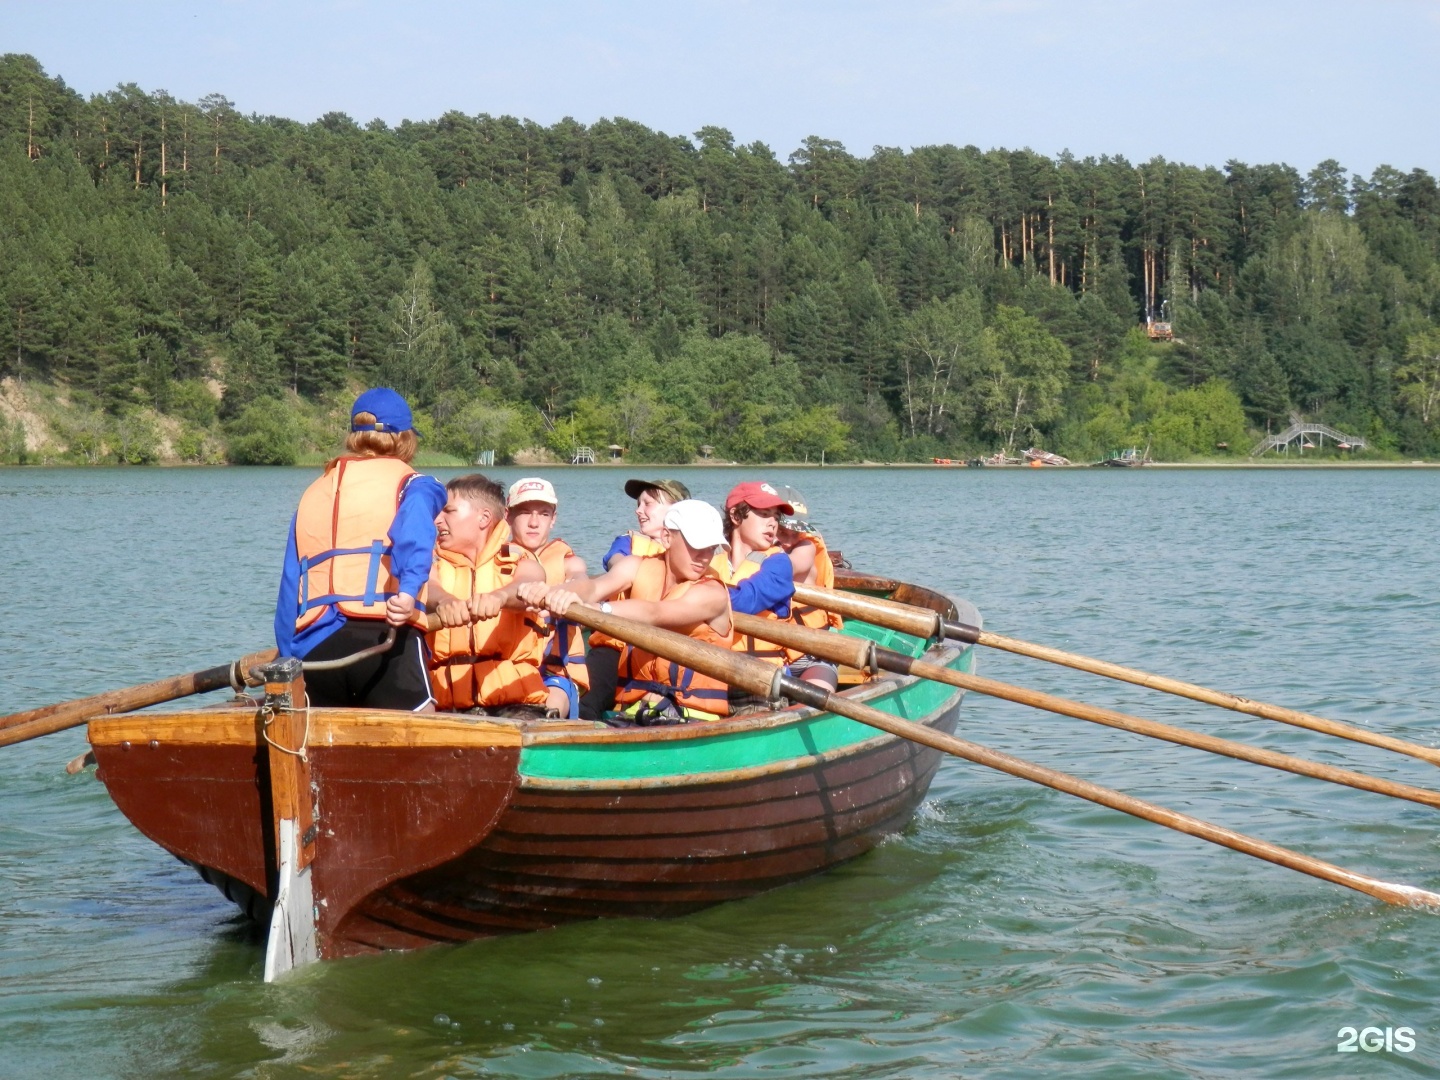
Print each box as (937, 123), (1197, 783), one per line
(300, 620), (433, 710)
(579, 644), (622, 722)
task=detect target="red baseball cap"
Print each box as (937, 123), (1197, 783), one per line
(724, 481), (794, 514)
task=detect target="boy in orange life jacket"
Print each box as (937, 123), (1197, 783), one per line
(505, 477), (589, 719)
(583, 477), (690, 719)
(723, 480), (797, 657)
(522, 500), (733, 724)
(426, 474), (550, 715)
(275, 387), (447, 710)
(723, 480), (836, 692)
(771, 484), (842, 691)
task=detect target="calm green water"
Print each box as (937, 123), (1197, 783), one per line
(3, 465), (1440, 1078)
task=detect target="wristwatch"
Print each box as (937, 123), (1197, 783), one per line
(599, 602), (613, 614)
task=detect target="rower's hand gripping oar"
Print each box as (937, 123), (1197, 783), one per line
(729, 611), (1440, 811)
(558, 602), (1440, 910)
(794, 583), (1440, 768)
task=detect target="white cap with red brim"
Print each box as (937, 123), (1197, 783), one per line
(662, 500), (730, 550)
(507, 477), (558, 508)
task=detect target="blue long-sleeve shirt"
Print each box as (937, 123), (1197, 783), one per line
(728, 550), (794, 618)
(273, 471), (448, 658)
(602, 531), (634, 571)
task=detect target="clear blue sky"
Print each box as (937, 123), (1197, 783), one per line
(6, 0), (1438, 177)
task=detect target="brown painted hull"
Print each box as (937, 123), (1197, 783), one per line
(333, 698), (958, 952)
(90, 712), (526, 960)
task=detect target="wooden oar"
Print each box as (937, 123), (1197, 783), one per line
(730, 613), (1440, 810)
(794, 584), (1440, 767)
(0, 648), (277, 749)
(557, 603), (1440, 909)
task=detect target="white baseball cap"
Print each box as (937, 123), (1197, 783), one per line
(662, 500), (730, 550)
(507, 477), (558, 508)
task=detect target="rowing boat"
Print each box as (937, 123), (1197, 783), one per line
(86, 570), (978, 979)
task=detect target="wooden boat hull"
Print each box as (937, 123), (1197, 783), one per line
(337, 680), (959, 953)
(88, 574), (976, 966)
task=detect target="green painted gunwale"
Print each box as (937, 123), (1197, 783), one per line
(517, 619), (974, 783)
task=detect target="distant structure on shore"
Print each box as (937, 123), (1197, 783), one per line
(1251, 416), (1367, 457)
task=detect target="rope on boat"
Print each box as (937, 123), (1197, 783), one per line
(259, 691), (311, 761)
(246, 627), (399, 684)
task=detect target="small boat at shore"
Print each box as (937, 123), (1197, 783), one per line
(1022, 448), (1072, 467)
(86, 570), (978, 979)
(1094, 447), (1152, 467)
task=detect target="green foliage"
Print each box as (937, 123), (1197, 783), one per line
(897, 291), (984, 439)
(772, 404), (851, 461)
(1146, 380), (1250, 459)
(225, 401), (301, 465)
(52, 408), (109, 465)
(978, 306), (1070, 451)
(383, 259), (472, 422)
(172, 424), (216, 464)
(169, 379), (220, 427)
(0, 412), (26, 463)
(1, 53), (1438, 463)
(438, 395), (537, 463)
(220, 319), (283, 419)
(1396, 328), (1440, 426)
(110, 410), (161, 464)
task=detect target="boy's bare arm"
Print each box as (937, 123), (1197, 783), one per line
(519, 554), (641, 611)
(614, 578), (728, 632)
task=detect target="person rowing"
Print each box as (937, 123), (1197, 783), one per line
(425, 474), (550, 717)
(582, 477), (693, 718)
(770, 484), (843, 690)
(722, 480), (841, 696)
(274, 388), (446, 710)
(524, 500), (734, 724)
(506, 477), (589, 719)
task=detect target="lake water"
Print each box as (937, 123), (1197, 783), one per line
(3, 464), (1439, 1078)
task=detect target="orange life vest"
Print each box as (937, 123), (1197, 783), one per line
(789, 531), (845, 632)
(614, 556), (733, 718)
(427, 523), (547, 710)
(293, 456), (419, 631)
(591, 534), (663, 653)
(627, 530), (666, 559)
(725, 546), (803, 665)
(532, 537), (589, 691)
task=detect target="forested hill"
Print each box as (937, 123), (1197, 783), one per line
(1, 53), (1437, 466)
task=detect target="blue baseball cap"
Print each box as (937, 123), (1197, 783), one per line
(350, 388), (414, 434)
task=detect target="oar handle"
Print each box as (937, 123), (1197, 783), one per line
(559, 604), (783, 701)
(572, 604), (1437, 909)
